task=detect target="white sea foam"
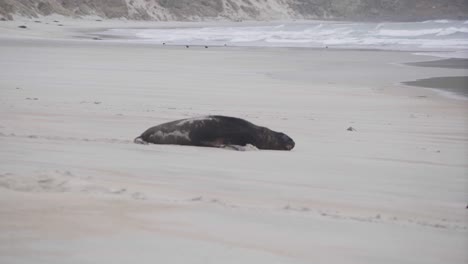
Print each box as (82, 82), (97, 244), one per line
(377, 28), (443, 37)
(436, 27), (468, 36)
(423, 19), (451, 24)
(434, 19), (450, 23)
(101, 20), (468, 58)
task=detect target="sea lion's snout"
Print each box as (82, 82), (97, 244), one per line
(285, 139), (295, 150)
(279, 133), (295, 151)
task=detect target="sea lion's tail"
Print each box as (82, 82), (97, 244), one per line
(134, 136), (148, 145)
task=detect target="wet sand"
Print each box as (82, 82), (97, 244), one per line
(403, 76), (468, 98)
(406, 58), (468, 70)
(404, 58), (468, 98)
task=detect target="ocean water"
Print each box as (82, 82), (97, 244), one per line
(101, 20), (468, 58)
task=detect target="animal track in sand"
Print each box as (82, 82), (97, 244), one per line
(132, 192), (147, 200)
(0, 170), (147, 201)
(0, 170), (82, 193)
(187, 196), (238, 208)
(185, 198), (467, 231)
(0, 132), (133, 145)
(283, 205), (467, 231)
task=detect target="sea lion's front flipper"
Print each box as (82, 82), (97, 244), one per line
(199, 138), (227, 148)
(200, 139), (258, 151)
(223, 144), (259, 151)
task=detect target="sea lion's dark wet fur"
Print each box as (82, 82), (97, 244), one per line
(135, 115), (295, 151)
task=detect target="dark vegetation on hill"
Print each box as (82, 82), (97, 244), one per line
(1, 0), (467, 21)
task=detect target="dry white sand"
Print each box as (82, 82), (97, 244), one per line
(0, 17), (467, 264)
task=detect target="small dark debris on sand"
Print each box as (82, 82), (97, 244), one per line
(0, 18), (7, 21)
(34, 21), (41, 23)
(94, 101), (102, 105)
(96, 19), (102, 22)
(92, 37), (102, 40)
(162, 42), (166, 45)
(25, 97), (38, 100)
(205, 46), (208, 48)
(186, 45), (190, 48)
(347, 126), (356, 132)
(18, 25), (27, 29)
(53, 20), (59, 23)
(57, 24), (64, 26)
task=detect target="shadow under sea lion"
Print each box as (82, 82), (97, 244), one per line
(134, 115), (295, 151)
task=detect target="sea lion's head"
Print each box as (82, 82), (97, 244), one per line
(257, 127), (295, 151)
(276, 132), (295, 151)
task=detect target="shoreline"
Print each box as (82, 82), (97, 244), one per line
(2, 16), (467, 56)
(405, 58), (468, 69)
(79, 22), (468, 102)
(402, 76), (468, 100)
(403, 58), (468, 99)
(87, 25), (468, 100)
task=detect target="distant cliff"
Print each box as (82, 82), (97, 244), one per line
(1, 0), (467, 21)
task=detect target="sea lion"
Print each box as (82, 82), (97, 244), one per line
(134, 115), (295, 151)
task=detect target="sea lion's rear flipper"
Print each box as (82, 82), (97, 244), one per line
(134, 136), (149, 145)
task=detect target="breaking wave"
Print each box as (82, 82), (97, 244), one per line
(101, 20), (468, 57)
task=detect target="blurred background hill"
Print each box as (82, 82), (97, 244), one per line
(1, 0), (467, 21)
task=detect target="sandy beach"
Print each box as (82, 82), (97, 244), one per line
(0, 17), (467, 264)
